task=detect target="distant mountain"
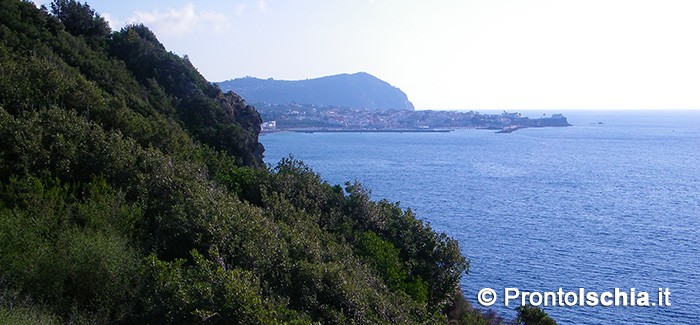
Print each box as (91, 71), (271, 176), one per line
(217, 72), (415, 111)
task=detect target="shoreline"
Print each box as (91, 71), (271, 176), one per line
(262, 128), (454, 134)
(261, 124), (571, 135)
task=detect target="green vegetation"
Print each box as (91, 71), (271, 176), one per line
(0, 0), (485, 323)
(515, 305), (557, 325)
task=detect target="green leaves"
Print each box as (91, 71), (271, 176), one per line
(140, 251), (285, 324)
(0, 176), (142, 322)
(516, 305), (557, 325)
(0, 0), (476, 323)
(355, 231), (406, 287)
(50, 0), (110, 40)
(355, 230), (430, 304)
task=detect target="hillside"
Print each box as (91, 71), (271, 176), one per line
(0, 1), (485, 324)
(217, 72), (415, 111)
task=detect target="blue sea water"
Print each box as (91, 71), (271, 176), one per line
(260, 110), (700, 324)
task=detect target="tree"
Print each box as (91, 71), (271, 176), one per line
(50, 0), (110, 39)
(515, 305), (557, 325)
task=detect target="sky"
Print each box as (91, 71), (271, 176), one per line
(32, 0), (700, 111)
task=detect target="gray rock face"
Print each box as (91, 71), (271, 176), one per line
(218, 91), (265, 166)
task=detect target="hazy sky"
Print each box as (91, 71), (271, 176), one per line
(33, 0), (700, 110)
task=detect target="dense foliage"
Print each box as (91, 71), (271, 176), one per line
(0, 0), (478, 323)
(515, 305), (557, 325)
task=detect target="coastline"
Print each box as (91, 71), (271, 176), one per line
(261, 123), (570, 135)
(262, 128), (454, 135)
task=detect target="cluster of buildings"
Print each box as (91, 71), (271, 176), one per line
(258, 103), (568, 131)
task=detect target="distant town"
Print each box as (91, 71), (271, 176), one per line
(255, 103), (571, 133)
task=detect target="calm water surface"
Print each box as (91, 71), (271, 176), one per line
(261, 110), (700, 324)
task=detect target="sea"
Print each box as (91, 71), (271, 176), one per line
(260, 110), (700, 324)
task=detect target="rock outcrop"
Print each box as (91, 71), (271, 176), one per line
(219, 91), (265, 165)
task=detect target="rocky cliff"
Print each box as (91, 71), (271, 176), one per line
(219, 91), (265, 164)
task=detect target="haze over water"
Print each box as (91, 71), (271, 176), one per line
(261, 110), (700, 324)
